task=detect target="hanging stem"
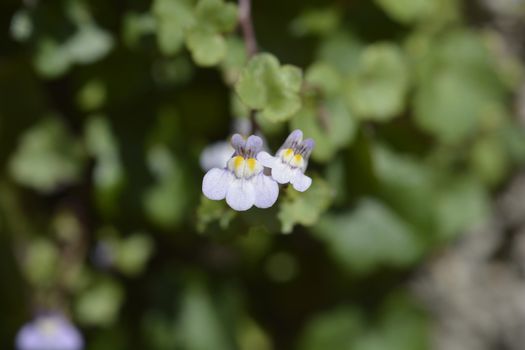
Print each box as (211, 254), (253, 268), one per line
(238, 0), (258, 57)
(238, 0), (260, 133)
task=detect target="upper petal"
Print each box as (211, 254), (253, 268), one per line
(253, 174), (279, 208)
(245, 135), (263, 157)
(231, 133), (245, 155)
(271, 161), (294, 184)
(226, 179), (255, 211)
(298, 138), (315, 159)
(290, 169), (312, 192)
(199, 141), (234, 171)
(202, 168), (234, 200)
(257, 151), (277, 168)
(280, 129), (303, 151)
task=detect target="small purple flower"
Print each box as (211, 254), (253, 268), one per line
(202, 134), (278, 211)
(16, 314), (84, 350)
(257, 129), (314, 192)
(199, 141), (234, 172)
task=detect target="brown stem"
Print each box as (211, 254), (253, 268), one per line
(317, 103), (331, 132)
(238, 0), (258, 57)
(238, 0), (259, 133)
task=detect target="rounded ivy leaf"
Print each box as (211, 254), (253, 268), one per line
(22, 239), (59, 288)
(75, 279), (123, 327)
(313, 199), (423, 273)
(374, 0), (433, 24)
(186, 30), (226, 67)
(194, 0), (238, 33)
(278, 177), (334, 234)
(235, 53), (303, 123)
(291, 98), (356, 162)
(152, 0), (195, 55)
(305, 62), (342, 97)
(115, 233), (154, 276)
(9, 117), (85, 192)
(412, 30), (506, 144)
(347, 43), (409, 122)
(66, 24), (114, 64)
(33, 38), (72, 78)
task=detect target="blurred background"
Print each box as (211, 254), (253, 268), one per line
(2, 0), (525, 349)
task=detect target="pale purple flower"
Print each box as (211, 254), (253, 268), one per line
(257, 130), (314, 192)
(16, 314), (84, 350)
(199, 141), (234, 171)
(202, 134), (278, 211)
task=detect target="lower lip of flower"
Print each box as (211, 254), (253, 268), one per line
(279, 148), (304, 168)
(228, 156), (261, 178)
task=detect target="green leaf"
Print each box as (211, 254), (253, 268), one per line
(278, 177), (334, 233)
(10, 9), (33, 42)
(77, 80), (107, 111)
(317, 33), (362, 75)
(22, 239), (59, 288)
(143, 146), (189, 228)
(177, 281), (233, 350)
(353, 295), (428, 350)
(85, 116), (125, 216)
(237, 316), (273, 350)
(374, 0), (433, 24)
(235, 53), (303, 122)
(413, 30), (506, 144)
(378, 0), (460, 26)
(197, 196), (237, 232)
(9, 117), (85, 192)
(347, 43), (409, 121)
(66, 24), (114, 64)
(502, 123), (525, 164)
(122, 12), (156, 48)
(75, 279), (124, 327)
(33, 38), (72, 78)
(291, 97), (356, 162)
(313, 199), (422, 273)
(221, 37), (248, 84)
(373, 146), (435, 231)
(194, 0), (238, 33)
(414, 70), (491, 143)
(298, 307), (363, 350)
(186, 30), (226, 67)
(435, 178), (489, 239)
(305, 62), (343, 97)
(115, 233), (154, 276)
(290, 8), (341, 37)
(152, 0), (195, 55)
(33, 23), (113, 78)
(470, 135), (509, 186)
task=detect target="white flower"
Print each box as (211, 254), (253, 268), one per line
(16, 314), (84, 350)
(199, 141), (234, 171)
(202, 134), (279, 211)
(257, 129), (314, 192)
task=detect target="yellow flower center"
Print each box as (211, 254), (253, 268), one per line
(279, 148), (305, 169)
(228, 156), (262, 178)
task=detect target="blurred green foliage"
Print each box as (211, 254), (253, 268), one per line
(1, 0), (525, 349)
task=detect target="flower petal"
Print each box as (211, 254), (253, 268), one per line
(298, 138), (315, 158)
(257, 151), (276, 168)
(290, 169), (312, 192)
(226, 179), (255, 211)
(245, 135), (263, 157)
(280, 129), (303, 151)
(199, 141), (234, 171)
(271, 161), (294, 184)
(253, 174), (279, 208)
(202, 168), (234, 200)
(231, 133), (245, 155)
